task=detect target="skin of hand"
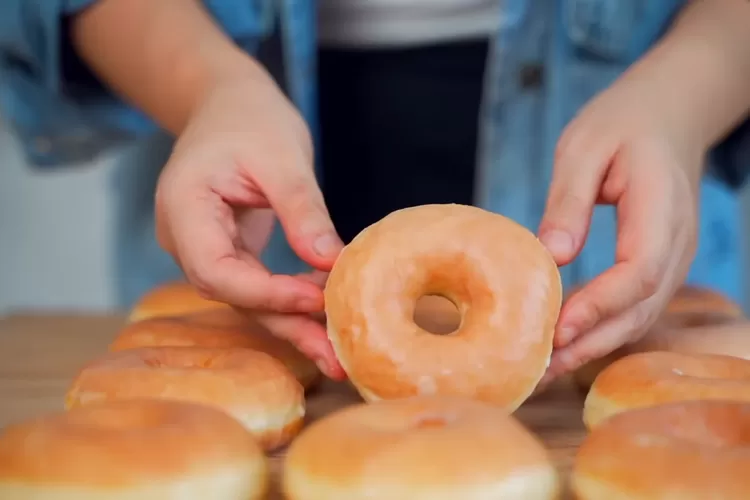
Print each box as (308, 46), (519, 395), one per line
(536, 74), (702, 387)
(155, 77), (346, 380)
(71, 0), (346, 380)
(536, 0), (750, 386)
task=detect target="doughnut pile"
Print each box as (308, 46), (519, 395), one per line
(572, 284), (747, 390)
(570, 283), (750, 498)
(325, 204), (562, 410)
(6, 204), (750, 498)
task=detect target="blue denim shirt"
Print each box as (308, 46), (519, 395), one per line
(1, 0), (748, 303)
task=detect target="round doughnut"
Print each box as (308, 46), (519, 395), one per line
(283, 395), (560, 500)
(662, 284), (744, 327)
(128, 281), (228, 322)
(572, 284), (745, 390)
(325, 204), (562, 409)
(110, 309), (321, 390)
(65, 347), (305, 450)
(583, 351), (750, 429)
(573, 401), (750, 500)
(0, 399), (268, 499)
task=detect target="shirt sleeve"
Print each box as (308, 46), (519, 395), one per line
(0, 1), (98, 92)
(711, 118), (750, 190)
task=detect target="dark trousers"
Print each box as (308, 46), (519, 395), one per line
(318, 39), (489, 243)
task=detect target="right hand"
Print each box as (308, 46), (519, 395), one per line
(155, 74), (346, 379)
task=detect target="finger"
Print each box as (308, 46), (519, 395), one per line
(170, 188), (325, 313)
(235, 208), (276, 256)
(554, 173), (671, 347)
(254, 157), (344, 271)
(538, 132), (614, 265)
(255, 312), (347, 380)
(539, 304), (649, 387)
(296, 270), (330, 289)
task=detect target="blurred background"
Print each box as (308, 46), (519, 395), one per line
(3, 111), (750, 315)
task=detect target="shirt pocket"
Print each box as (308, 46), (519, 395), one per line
(562, 0), (684, 63)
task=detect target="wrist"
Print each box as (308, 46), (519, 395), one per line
(171, 43), (278, 133)
(629, 1), (750, 154)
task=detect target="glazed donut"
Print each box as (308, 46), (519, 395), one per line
(662, 284), (744, 327)
(572, 284), (745, 390)
(0, 399), (268, 499)
(110, 309), (321, 390)
(65, 347), (305, 450)
(325, 204), (562, 409)
(573, 401), (750, 500)
(129, 281), (228, 322)
(583, 351), (750, 428)
(283, 395), (560, 500)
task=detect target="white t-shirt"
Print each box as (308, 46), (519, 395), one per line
(318, 0), (502, 48)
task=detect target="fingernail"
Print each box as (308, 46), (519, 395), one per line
(313, 233), (342, 258)
(540, 230), (574, 259)
(315, 358), (329, 376)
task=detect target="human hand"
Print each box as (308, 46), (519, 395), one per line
(535, 66), (704, 387)
(155, 75), (346, 379)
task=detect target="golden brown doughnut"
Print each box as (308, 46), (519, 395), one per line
(65, 347), (305, 450)
(573, 401), (750, 500)
(583, 351), (750, 428)
(283, 396), (560, 500)
(325, 204), (562, 409)
(662, 284), (744, 327)
(110, 309), (321, 390)
(128, 281), (228, 322)
(0, 399), (268, 499)
(572, 284), (745, 390)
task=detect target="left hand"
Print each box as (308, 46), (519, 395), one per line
(535, 69), (703, 387)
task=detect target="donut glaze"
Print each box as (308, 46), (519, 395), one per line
(0, 399), (268, 499)
(574, 401), (750, 500)
(572, 284), (746, 390)
(325, 204), (562, 410)
(128, 281), (228, 322)
(583, 351), (750, 428)
(65, 347), (305, 450)
(662, 284), (744, 327)
(110, 309), (321, 390)
(283, 396), (560, 500)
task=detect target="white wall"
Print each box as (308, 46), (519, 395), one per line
(1, 121), (749, 315)
(0, 121), (117, 314)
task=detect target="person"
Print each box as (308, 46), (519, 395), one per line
(1, 0), (749, 385)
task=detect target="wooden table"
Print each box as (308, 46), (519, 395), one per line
(0, 313), (588, 498)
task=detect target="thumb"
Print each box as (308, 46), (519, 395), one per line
(538, 148), (606, 266)
(260, 166), (344, 271)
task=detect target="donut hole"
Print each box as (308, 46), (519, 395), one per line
(413, 295), (462, 335)
(411, 412), (452, 429)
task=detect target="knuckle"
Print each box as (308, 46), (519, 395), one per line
(636, 263), (663, 298)
(579, 299), (606, 332)
(628, 304), (652, 335)
(283, 176), (317, 211)
(187, 264), (218, 301)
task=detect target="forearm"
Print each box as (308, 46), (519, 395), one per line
(71, 0), (275, 135)
(620, 0), (750, 152)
